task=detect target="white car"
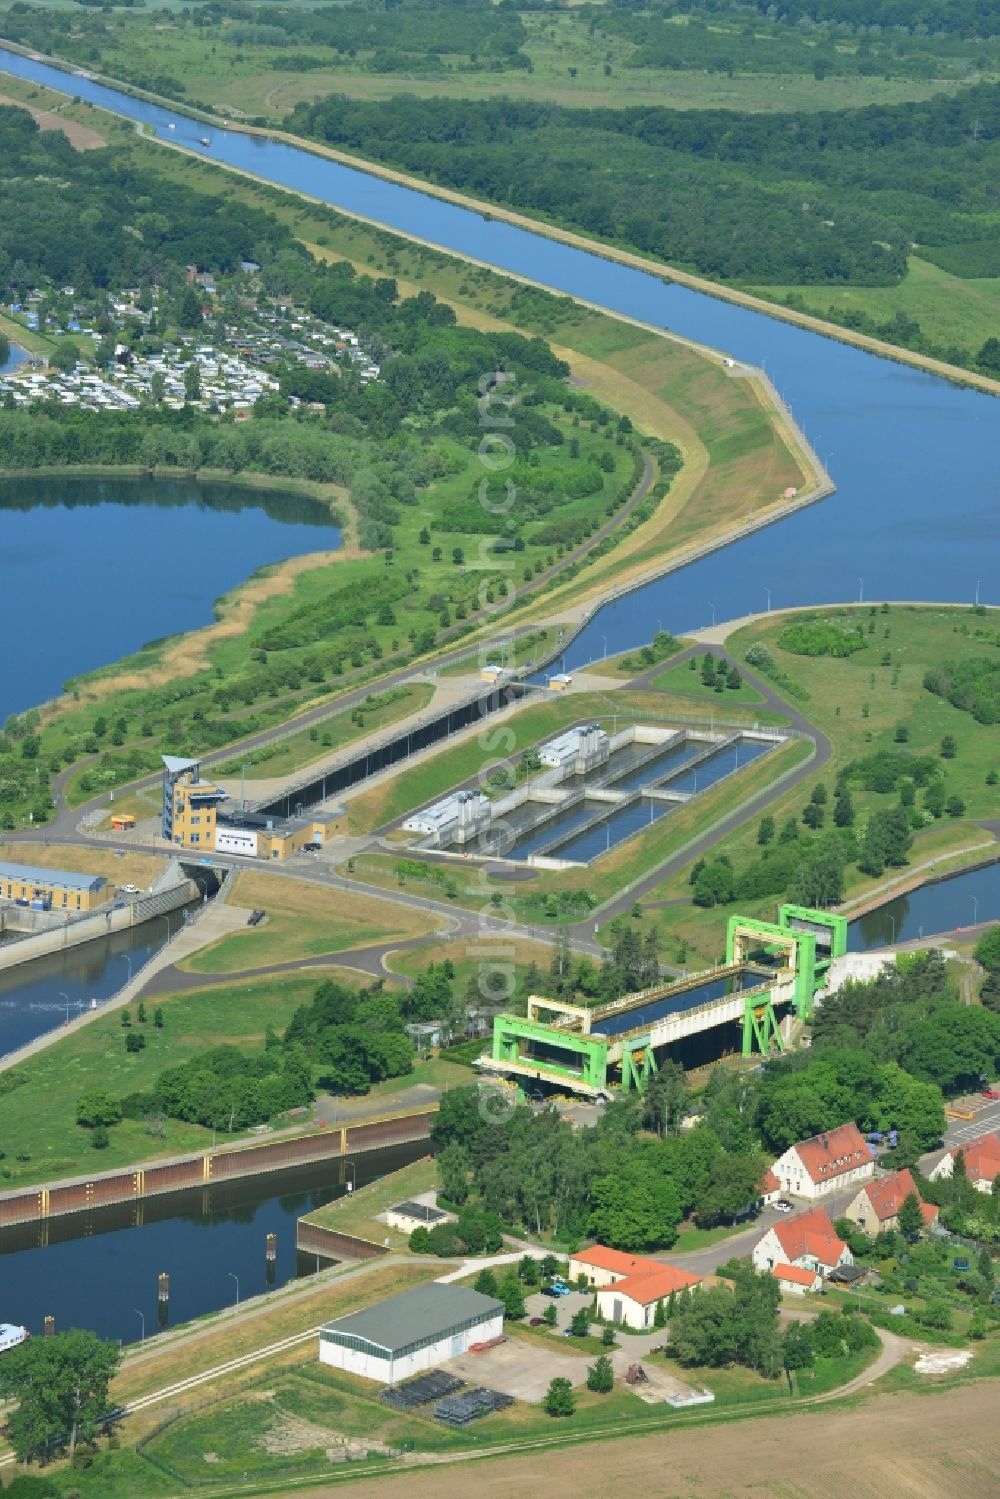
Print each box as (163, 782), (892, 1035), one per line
(773, 1200), (794, 1214)
(118, 883), (140, 896)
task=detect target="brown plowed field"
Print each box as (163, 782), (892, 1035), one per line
(285, 1381), (999, 1499)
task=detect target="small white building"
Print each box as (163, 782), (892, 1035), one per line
(771, 1263), (822, 1296)
(752, 1206), (852, 1279)
(771, 1122), (875, 1201)
(402, 790), (491, 845)
(538, 724), (609, 775)
(570, 1245), (701, 1329)
(319, 1283), (503, 1385)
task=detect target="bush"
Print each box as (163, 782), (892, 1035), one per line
(75, 1088), (122, 1129)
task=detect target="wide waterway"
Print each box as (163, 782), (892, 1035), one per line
(0, 46), (996, 679)
(0, 1141), (428, 1344)
(0, 475), (338, 719)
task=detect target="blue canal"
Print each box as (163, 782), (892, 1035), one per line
(0, 46), (996, 682)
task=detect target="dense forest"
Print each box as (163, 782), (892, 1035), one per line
(722, 0), (1000, 38)
(288, 84), (1000, 289)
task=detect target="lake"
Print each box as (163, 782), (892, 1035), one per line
(0, 475), (339, 719)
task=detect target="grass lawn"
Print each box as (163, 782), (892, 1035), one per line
(299, 1155), (440, 1250)
(209, 682), (434, 781)
(0, 972), (325, 1185)
(635, 603), (1000, 965)
(671, 1222), (749, 1253)
(651, 658), (766, 705)
(746, 257), (1000, 367)
(0, 839), (167, 888)
(182, 871), (436, 974)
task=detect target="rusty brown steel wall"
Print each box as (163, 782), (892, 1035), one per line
(296, 1221), (387, 1262)
(0, 1108), (436, 1226)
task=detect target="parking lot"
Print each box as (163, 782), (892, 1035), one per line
(941, 1090), (1000, 1149)
(444, 1335), (590, 1403)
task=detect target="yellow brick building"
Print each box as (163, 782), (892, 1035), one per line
(0, 862), (107, 912)
(162, 756), (228, 849)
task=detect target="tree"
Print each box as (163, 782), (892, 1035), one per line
(498, 1274), (526, 1321)
(48, 341), (79, 373)
(75, 1088), (122, 1128)
(175, 284), (203, 328)
(588, 1155), (681, 1250)
(653, 1297), (667, 1329)
(833, 787), (855, 827)
(474, 1268), (499, 1298)
(543, 1303), (558, 1328)
(543, 1377), (575, 1416)
(640, 1060), (687, 1136)
(183, 361), (201, 403)
(757, 815), (775, 846)
(602, 1322), (616, 1346)
(940, 734), (957, 759)
(438, 1142), (471, 1205)
(153, 1007), (164, 1028)
(570, 1305), (590, 1337)
(0, 1330), (121, 1462)
(781, 1321), (814, 1384)
(897, 1191), (925, 1241)
(586, 1354), (615, 1393)
(974, 926), (1000, 973)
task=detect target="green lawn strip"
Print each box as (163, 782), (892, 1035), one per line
(671, 1222), (749, 1253)
(0, 974), (321, 1185)
(299, 1156), (439, 1248)
(208, 683), (434, 780)
(181, 916), (406, 974)
(651, 659), (765, 705)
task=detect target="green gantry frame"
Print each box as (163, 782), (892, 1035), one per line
(778, 904), (848, 972)
(491, 1014), (608, 1091)
(621, 1035), (657, 1093)
(726, 914), (817, 1020)
(742, 992), (785, 1056)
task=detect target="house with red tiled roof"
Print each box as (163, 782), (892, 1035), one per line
(771, 1262), (823, 1295)
(771, 1122), (875, 1201)
(752, 1205), (852, 1279)
(846, 1169), (939, 1236)
(929, 1131), (1000, 1195)
(569, 1245), (701, 1329)
(758, 1167), (781, 1206)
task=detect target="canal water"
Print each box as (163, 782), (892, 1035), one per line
(0, 903), (194, 1059)
(848, 858), (1000, 951)
(0, 46), (995, 680)
(0, 475), (339, 720)
(0, 1141), (428, 1345)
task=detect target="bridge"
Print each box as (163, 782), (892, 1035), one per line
(478, 905), (847, 1100)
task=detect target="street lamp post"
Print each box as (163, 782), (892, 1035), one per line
(121, 954), (132, 986)
(344, 1158), (356, 1194)
(970, 894), (979, 927)
(708, 602), (716, 627)
(888, 914), (895, 945)
(764, 587), (771, 613)
(228, 1272), (240, 1308)
(858, 577), (864, 604)
(59, 991), (70, 1025)
(134, 1309), (145, 1350)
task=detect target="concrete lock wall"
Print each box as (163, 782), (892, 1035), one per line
(0, 880), (197, 976)
(0, 1107), (436, 1228)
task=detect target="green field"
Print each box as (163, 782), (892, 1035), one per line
(651, 658), (766, 706)
(0, 974), (323, 1184)
(638, 604), (1000, 965)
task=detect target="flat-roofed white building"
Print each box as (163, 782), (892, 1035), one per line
(539, 724), (609, 775)
(319, 1283), (503, 1384)
(403, 790), (490, 845)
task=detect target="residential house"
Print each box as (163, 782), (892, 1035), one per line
(928, 1131), (1000, 1194)
(771, 1263), (823, 1295)
(752, 1206), (853, 1279)
(771, 1122), (875, 1200)
(845, 1169), (939, 1235)
(569, 1245), (701, 1330)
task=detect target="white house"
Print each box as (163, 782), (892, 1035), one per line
(318, 1283), (502, 1385)
(752, 1206), (852, 1279)
(771, 1122), (874, 1201)
(845, 1169), (939, 1236)
(771, 1263), (823, 1296)
(928, 1130), (1000, 1195)
(570, 1245), (701, 1330)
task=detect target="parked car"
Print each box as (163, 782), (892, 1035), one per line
(773, 1200), (794, 1214)
(542, 1282), (572, 1298)
(302, 841), (322, 852)
(528, 1317), (546, 1327)
(118, 883), (140, 895)
(981, 1087), (1000, 1100)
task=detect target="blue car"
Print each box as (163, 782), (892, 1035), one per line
(542, 1281), (572, 1297)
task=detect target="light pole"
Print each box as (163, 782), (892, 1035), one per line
(708, 602), (716, 627)
(975, 580), (980, 606)
(344, 1158), (356, 1194)
(59, 991), (70, 1025)
(970, 894), (978, 927)
(888, 913), (895, 945)
(601, 635), (608, 659)
(121, 954), (132, 985)
(134, 1309), (145, 1350)
(160, 916), (170, 946)
(858, 577), (864, 604)
(228, 1271), (240, 1308)
(764, 587), (771, 613)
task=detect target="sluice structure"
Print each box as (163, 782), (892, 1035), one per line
(481, 906), (847, 1100)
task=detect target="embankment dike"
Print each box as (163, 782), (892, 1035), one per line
(0, 1105), (435, 1229)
